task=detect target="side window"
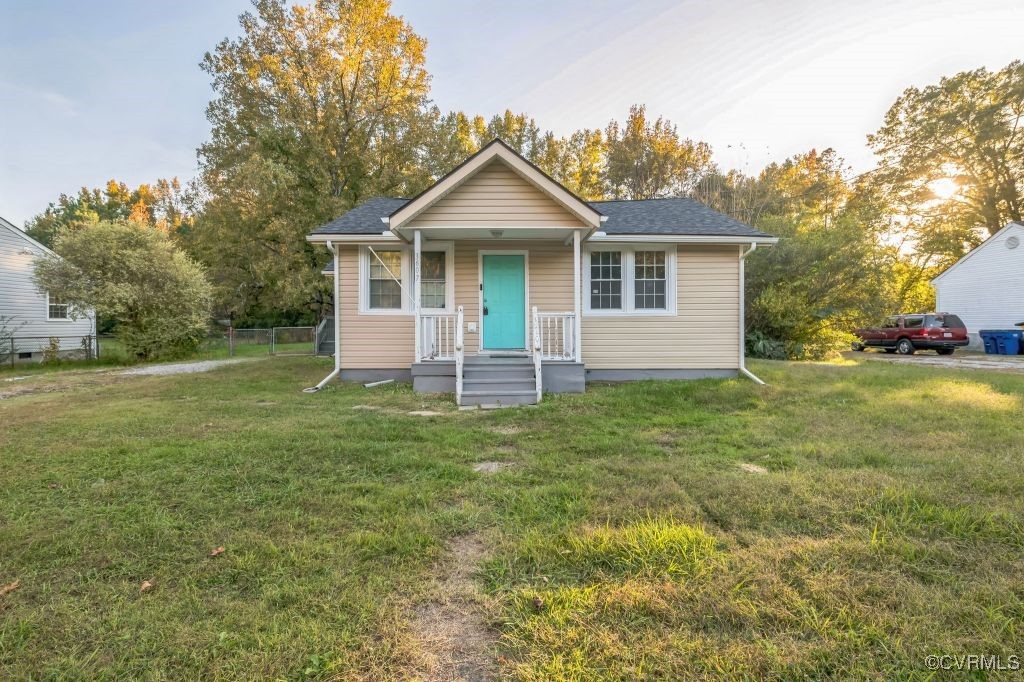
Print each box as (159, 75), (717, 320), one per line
(633, 251), (667, 310)
(368, 250), (403, 310)
(904, 316), (924, 328)
(420, 251), (446, 309)
(48, 294), (69, 320)
(590, 251), (623, 310)
(884, 317), (899, 328)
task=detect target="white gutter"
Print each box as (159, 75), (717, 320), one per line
(306, 240), (342, 392)
(739, 243), (766, 385)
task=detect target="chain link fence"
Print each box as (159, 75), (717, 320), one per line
(2, 334), (99, 366)
(2, 326), (318, 368)
(268, 326), (316, 356)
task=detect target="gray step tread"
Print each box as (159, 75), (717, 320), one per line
(463, 381), (536, 391)
(461, 389), (537, 397)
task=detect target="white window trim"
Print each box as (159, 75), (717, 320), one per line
(357, 243), (455, 315)
(583, 244), (677, 316)
(46, 292), (72, 322)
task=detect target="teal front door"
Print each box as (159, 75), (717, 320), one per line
(482, 254), (526, 350)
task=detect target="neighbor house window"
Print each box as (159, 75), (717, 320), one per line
(47, 294), (69, 320)
(633, 251), (667, 310)
(368, 250), (404, 310)
(420, 251), (446, 309)
(590, 251), (623, 310)
(584, 246), (675, 315)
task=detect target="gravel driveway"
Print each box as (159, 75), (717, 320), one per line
(119, 358), (251, 376)
(855, 350), (1024, 374)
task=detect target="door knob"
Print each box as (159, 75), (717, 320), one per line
(483, 306), (489, 315)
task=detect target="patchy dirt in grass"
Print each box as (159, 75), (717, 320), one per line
(489, 424), (523, 436)
(409, 410), (445, 417)
(738, 462), (768, 474)
(472, 461), (514, 474)
(0, 372), (128, 401)
(410, 534), (496, 681)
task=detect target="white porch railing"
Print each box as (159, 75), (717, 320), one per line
(418, 313), (458, 360)
(532, 307), (542, 403)
(455, 306), (464, 403)
(535, 311), (577, 361)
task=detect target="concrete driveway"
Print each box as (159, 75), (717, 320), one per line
(851, 350), (1024, 375)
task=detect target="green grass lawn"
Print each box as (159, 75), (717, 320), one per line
(1, 358), (1022, 679)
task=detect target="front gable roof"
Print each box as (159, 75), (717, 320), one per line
(387, 139), (603, 237)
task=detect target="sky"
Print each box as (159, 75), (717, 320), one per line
(1, 0), (1021, 227)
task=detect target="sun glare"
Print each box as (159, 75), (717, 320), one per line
(928, 177), (959, 200)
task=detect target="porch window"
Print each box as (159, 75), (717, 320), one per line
(47, 293), (69, 320)
(590, 251), (622, 310)
(420, 251), (446, 309)
(634, 251), (666, 310)
(368, 250), (403, 310)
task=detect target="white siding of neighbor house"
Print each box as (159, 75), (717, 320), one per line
(0, 221), (94, 355)
(933, 223), (1024, 341)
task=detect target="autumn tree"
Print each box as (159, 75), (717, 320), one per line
(604, 105), (714, 199)
(25, 178), (188, 247)
(193, 0), (431, 319)
(868, 60), (1024, 238)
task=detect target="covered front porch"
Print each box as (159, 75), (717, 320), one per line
(401, 226), (587, 404)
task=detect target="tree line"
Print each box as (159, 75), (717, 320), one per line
(28, 0), (1024, 359)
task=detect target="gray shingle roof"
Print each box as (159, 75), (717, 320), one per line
(314, 197), (407, 235)
(592, 198), (773, 238)
(310, 196), (772, 239)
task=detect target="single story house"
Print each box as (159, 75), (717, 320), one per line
(932, 221), (1024, 348)
(0, 215), (96, 363)
(306, 139), (776, 406)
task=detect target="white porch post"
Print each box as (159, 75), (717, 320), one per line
(573, 229), (582, 362)
(413, 229), (422, 362)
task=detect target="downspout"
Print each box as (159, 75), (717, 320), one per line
(306, 240), (341, 392)
(739, 243), (766, 385)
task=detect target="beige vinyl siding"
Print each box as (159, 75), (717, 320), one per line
(338, 245), (414, 369)
(452, 240), (573, 354)
(337, 242), (739, 370)
(407, 161), (586, 228)
(581, 246), (740, 369)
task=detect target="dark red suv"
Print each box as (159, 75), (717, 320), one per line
(853, 313), (969, 355)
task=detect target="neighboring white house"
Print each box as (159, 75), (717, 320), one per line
(0, 215), (96, 363)
(932, 221), (1024, 348)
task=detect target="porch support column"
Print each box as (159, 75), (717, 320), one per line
(413, 229), (422, 362)
(573, 229), (582, 362)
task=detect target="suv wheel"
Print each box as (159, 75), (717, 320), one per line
(851, 342), (865, 351)
(896, 338), (915, 355)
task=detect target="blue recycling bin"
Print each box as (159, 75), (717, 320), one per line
(979, 330), (1023, 355)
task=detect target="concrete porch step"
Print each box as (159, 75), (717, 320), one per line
(464, 357), (533, 366)
(459, 389), (538, 406)
(462, 378), (536, 393)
